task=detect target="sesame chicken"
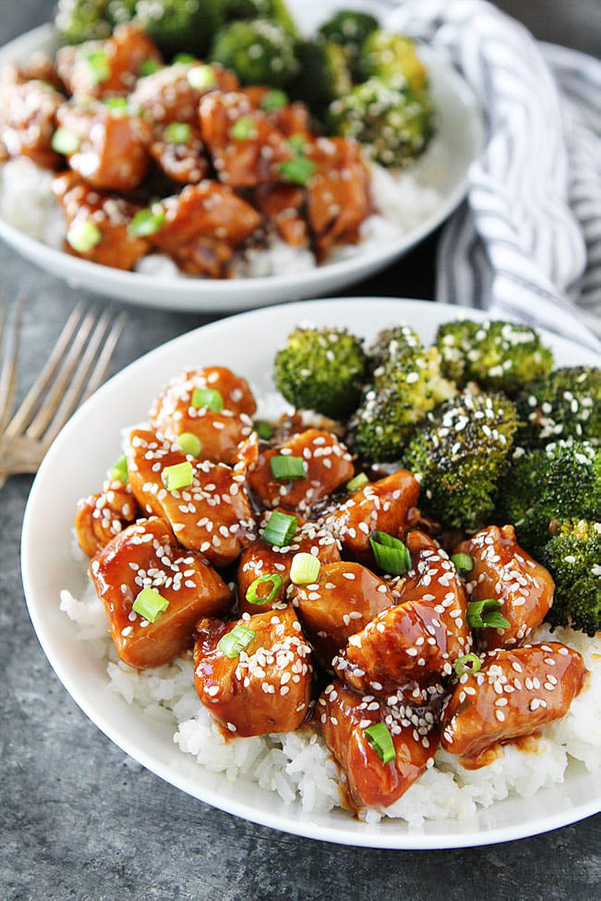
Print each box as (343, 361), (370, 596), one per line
(255, 184), (308, 247)
(0, 80), (62, 168)
(130, 62), (238, 125)
(75, 478), (139, 557)
(150, 123), (209, 184)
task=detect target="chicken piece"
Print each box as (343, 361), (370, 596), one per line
(150, 124), (208, 184)
(149, 365), (256, 464)
(241, 87), (312, 138)
(291, 562), (395, 668)
(255, 184), (308, 247)
(237, 521), (341, 615)
(56, 101), (151, 192)
(0, 80), (62, 168)
(335, 532), (472, 703)
(454, 525), (555, 651)
(323, 469), (420, 563)
(305, 137), (371, 257)
(90, 517), (232, 668)
(318, 681), (439, 808)
(194, 606), (312, 737)
(151, 182), (262, 278)
(1, 53), (62, 89)
(131, 62), (238, 125)
(75, 478), (139, 558)
(248, 428), (354, 514)
(56, 24), (162, 100)
(441, 642), (587, 759)
(126, 427), (255, 568)
(199, 91), (294, 188)
(52, 172), (148, 270)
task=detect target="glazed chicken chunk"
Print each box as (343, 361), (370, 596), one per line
(90, 517), (232, 668)
(75, 477), (139, 558)
(130, 62), (238, 125)
(255, 184), (308, 247)
(150, 123), (208, 184)
(194, 607), (312, 737)
(0, 79), (62, 168)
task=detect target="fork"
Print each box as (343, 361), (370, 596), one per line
(0, 296), (126, 489)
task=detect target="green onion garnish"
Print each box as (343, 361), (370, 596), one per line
(287, 133), (306, 154)
(108, 453), (128, 483)
(104, 97), (128, 110)
(269, 455), (306, 481)
(260, 89), (288, 111)
(467, 599), (511, 630)
(187, 64), (216, 90)
(290, 552), (320, 585)
(103, 97), (142, 117)
(81, 48), (110, 85)
(51, 127), (80, 155)
(278, 157), (315, 186)
(132, 587), (169, 623)
(138, 57), (162, 76)
(253, 421), (273, 440)
(370, 531), (412, 576)
(176, 432), (202, 458)
(217, 623), (256, 658)
(346, 473), (369, 492)
(246, 573), (283, 605)
(262, 510), (298, 547)
(174, 53), (197, 64)
(164, 122), (192, 144)
(454, 653), (482, 677)
(452, 553), (473, 573)
(230, 115), (258, 141)
(364, 723), (396, 764)
(162, 461), (194, 492)
(128, 207), (166, 238)
(66, 220), (102, 253)
(191, 387), (223, 412)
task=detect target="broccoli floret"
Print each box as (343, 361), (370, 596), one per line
(290, 39), (352, 114)
(515, 367), (601, 448)
(273, 326), (367, 419)
(540, 519), (601, 636)
(135, 0), (220, 57)
(499, 440), (601, 553)
(435, 319), (554, 396)
(210, 18), (298, 86)
(349, 325), (456, 462)
(357, 29), (428, 93)
(403, 392), (518, 530)
(55, 0), (113, 43)
(318, 10), (379, 67)
(219, 0), (297, 35)
(327, 76), (433, 167)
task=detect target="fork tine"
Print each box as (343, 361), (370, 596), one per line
(0, 293), (25, 434)
(80, 311), (126, 403)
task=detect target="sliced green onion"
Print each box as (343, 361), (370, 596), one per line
(108, 453), (128, 483)
(454, 653), (482, 677)
(287, 133), (306, 154)
(66, 220), (102, 253)
(132, 587), (169, 623)
(176, 432), (202, 458)
(164, 122), (192, 144)
(467, 598), (511, 630)
(270, 455), (306, 481)
(138, 57), (162, 76)
(51, 127), (80, 155)
(253, 421), (273, 440)
(103, 97), (142, 117)
(278, 156), (315, 185)
(81, 48), (110, 85)
(262, 510), (298, 547)
(191, 387), (223, 412)
(230, 115), (258, 141)
(260, 89), (288, 111)
(246, 573), (283, 605)
(174, 52), (197, 64)
(364, 723), (396, 764)
(452, 553), (473, 573)
(290, 552), (320, 585)
(104, 97), (128, 110)
(370, 531), (412, 576)
(346, 473), (369, 492)
(128, 207), (165, 237)
(162, 461), (194, 492)
(217, 623), (256, 658)
(187, 64), (216, 90)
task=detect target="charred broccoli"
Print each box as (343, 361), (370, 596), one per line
(318, 10), (379, 68)
(349, 325), (456, 462)
(55, 0), (114, 43)
(515, 366), (601, 448)
(540, 519), (601, 636)
(273, 326), (367, 419)
(210, 18), (298, 86)
(403, 392), (518, 530)
(290, 39), (352, 114)
(219, 0), (297, 35)
(357, 29), (428, 93)
(135, 0), (219, 57)
(436, 319), (554, 396)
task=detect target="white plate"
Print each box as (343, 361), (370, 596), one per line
(21, 298), (601, 848)
(0, 15), (483, 312)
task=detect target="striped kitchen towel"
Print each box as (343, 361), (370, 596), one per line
(385, 0), (601, 351)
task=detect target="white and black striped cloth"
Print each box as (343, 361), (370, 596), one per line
(385, 0), (601, 351)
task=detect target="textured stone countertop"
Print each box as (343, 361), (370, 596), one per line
(1, 1), (599, 898)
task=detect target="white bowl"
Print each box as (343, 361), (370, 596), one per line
(21, 298), (601, 848)
(0, 17), (483, 312)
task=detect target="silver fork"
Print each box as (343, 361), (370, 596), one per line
(0, 296), (126, 489)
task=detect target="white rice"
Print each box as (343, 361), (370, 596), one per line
(59, 581), (601, 825)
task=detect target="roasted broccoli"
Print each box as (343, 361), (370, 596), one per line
(540, 519), (601, 636)
(273, 326), (367, 419)
(515, 366), (601, 448)
(210, 18), (298, 86)
(55, 0), (113, 43)
(435, 319), (554, 396)
(290, 39), (352, 114)
(135, 0), (219, 57)
(403, 392), (518, 530)
(327, 76), (433, 167)
(357, 29), (428, 93)
(318, 9), (379, 67)
(218, 0), (297, 35)
(349, 325), (456, 462)
(499, 439), (601, 553)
